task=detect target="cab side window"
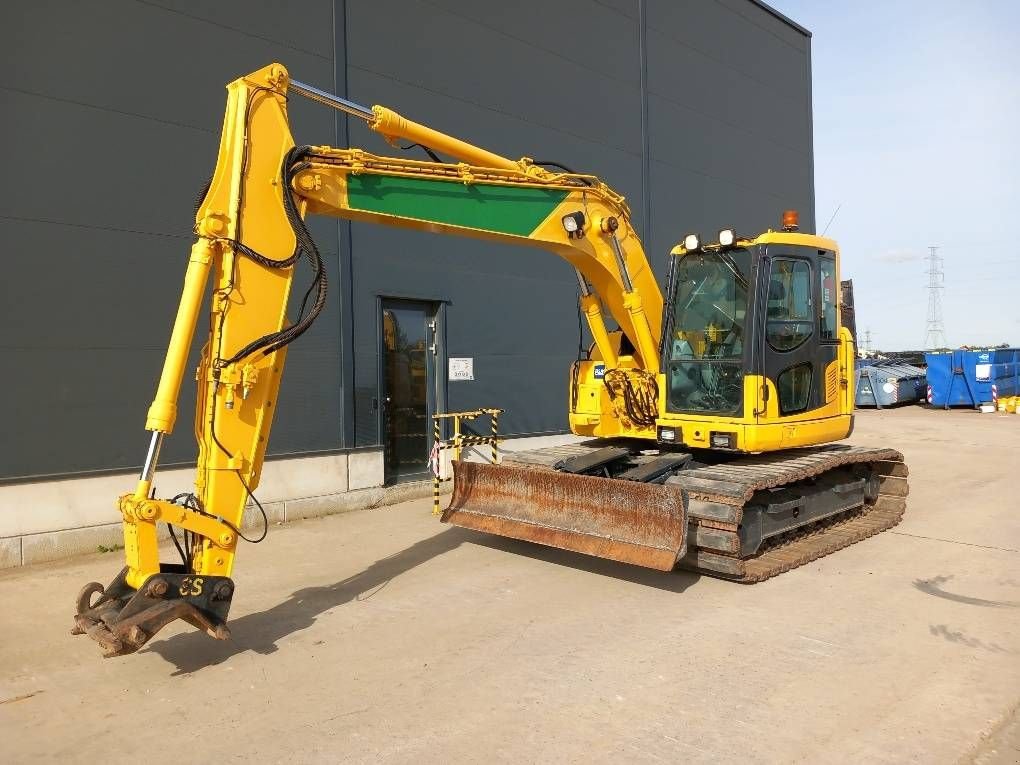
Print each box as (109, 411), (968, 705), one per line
(766, 259), (813, 351)
(777, 363), (812, 414)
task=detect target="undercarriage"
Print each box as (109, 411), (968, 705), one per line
(444, 442), (907, 582)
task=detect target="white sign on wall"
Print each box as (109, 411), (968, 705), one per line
(449, 357), (474, 381)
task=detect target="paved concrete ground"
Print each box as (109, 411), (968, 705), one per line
(2, 407), (1018, 763)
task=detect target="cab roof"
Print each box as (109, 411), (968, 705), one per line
(671, 229), (839, 256)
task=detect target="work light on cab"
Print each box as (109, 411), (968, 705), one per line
(718, 228), (736, 247)
(683, 233), (700, 251)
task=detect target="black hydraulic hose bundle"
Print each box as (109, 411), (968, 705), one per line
(604, 369), (659, 428)
(216, 145), (327, 367)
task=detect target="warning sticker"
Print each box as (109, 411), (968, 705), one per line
(449, 357), (474, 381)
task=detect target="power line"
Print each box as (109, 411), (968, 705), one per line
(923, 246), (948, 350)
(821, 202), (842, 236)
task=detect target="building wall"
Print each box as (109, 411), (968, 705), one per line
(0, 0), (814, 561)
(1, 0), (344, 480)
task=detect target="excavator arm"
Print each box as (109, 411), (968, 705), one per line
(72, 63), (673, 656)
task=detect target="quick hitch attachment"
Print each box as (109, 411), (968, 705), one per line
(72, 489), (239, 656)
(72, 567), (234, 658)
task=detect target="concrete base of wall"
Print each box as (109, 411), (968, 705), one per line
(0, 433), (580, 570)
(3, 479), (453, 568)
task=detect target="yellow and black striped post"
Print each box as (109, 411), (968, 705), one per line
(446, 435), (493, 447)
(432, 416), (441, 516)
(490, 409), (499, 464)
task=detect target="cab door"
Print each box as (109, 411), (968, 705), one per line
(759, 251), (823, 420)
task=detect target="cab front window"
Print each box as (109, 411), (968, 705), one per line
(667, 249), (749, 414)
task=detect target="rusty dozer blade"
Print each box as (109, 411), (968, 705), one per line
(443, 461), (688, 571)
(72, 566), (234, 657)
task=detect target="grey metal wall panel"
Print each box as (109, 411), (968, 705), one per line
(0, 0), (341, 479)
(645, 0), (814, 267)
(344, 0), (644, 443)
(1, 0), (814, 479)
(140, 0), (336, 60)
(345, 1), (644, 168)
(0, 221), (189, 478)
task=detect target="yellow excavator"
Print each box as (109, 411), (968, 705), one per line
(73, 64), (908, 657)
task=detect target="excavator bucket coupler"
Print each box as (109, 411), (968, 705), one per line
(72, 566), (234, 658)
(442, 461), (688, 571)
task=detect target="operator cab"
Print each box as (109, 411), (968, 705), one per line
(663, 213), (841, 423)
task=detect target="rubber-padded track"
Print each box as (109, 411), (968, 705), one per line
(685, 496), (905, 583)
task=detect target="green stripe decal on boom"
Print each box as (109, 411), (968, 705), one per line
(346, 175), (568, 237)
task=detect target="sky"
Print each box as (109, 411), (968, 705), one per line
(769, 0), (1019, 350)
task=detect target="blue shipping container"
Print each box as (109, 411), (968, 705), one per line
(924, 348), (1020, 408)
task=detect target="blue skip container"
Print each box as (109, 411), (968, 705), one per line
(855, 360), (927, 408)
(924, 348), (1020, 408)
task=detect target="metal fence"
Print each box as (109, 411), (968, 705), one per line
(430, 408), (504, 516)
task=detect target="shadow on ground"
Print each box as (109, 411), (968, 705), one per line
(144, 526), (699, 674)
(469, 533), (700, 592)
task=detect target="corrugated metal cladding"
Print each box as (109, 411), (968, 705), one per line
(0, 0), (814, 480)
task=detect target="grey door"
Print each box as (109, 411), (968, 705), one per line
(381, 300), (437, 483)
